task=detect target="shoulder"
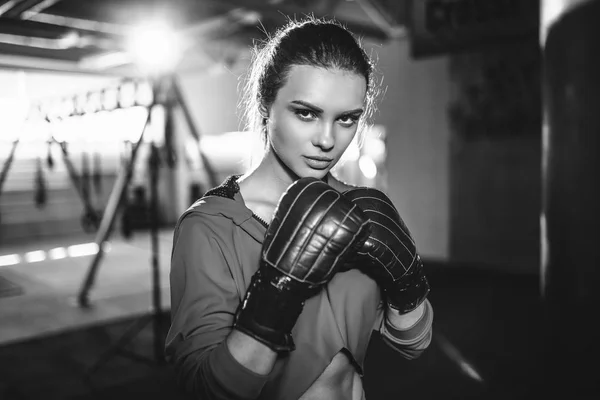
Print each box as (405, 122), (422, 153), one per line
(171, 208), (242, 275)
(172, 211), (228, 255)
(202, 174), (241, 200)
(174, 197), (240, 245)
(179, 175), (250, 223)
(177, 210), (224, 235)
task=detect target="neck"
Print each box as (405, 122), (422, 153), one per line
(249, 147), (296, 198)
(239, 146), (331, 201)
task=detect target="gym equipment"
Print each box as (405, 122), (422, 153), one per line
(0, 138), (20, 200)
(78, 75), (219, 306)
(34, 156), (48, 208)
(46, 130), (103, 233)
(172, 77), (218, 188)
(46, 139), (54, 169)
(7, 74), (221, 373)
(81, 78), (174, 375)
(84, 139), (166, 375)
(92, 151), (102, 196)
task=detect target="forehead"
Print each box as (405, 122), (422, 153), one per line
(277, 65), (367, 110)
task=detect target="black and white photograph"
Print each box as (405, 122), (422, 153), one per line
(0, 1), (598, 399)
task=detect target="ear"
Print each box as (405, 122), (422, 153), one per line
(259, 103), (269, 119)
(258, 104), (270, 127)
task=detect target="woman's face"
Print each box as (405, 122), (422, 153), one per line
(264, 65), (367, 180)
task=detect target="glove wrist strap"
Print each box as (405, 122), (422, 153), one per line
(233, 267), (306, 353)
(385, 266), (431, 314)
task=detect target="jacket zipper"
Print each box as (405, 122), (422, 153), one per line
(252, 213), (269, 229)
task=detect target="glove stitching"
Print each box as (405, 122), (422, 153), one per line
(351, 194), (399, 218)
(289, 191), (338, 278)
(265, 180), (325, 267)
(364, 209), (415, 247)
(363, 252), (395, 279)
(369, 236), (415, 274)
(302, 196), (349, 282)
(331, 213), (371, 276)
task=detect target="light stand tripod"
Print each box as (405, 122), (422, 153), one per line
(77, 75), (217, 309)
(84, 143), (166, 378)
(75, 73), (220, 382)
(83, 78), (172, 379)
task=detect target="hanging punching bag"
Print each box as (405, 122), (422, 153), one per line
(34, 156), (47, 208)
(540, 0), (600, 394)
(93, 150), (102, 196)
(79, 146), (97, 233)
(46, 140), (54, 170)
(164, 103), (176, 168)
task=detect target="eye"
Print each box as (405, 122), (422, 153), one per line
(338, 115), (360, 128)
(294, 108), (317, 121)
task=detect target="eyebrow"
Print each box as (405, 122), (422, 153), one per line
(290, 100), (363, 116)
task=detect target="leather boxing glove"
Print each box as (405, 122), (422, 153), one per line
(342, 187), (430, 314)
(234, 177), (370, 353)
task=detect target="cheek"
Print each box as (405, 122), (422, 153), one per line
(269, 116), (309, 149)
(334, 128), (358, 155)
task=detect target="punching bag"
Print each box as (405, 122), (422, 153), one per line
(93, 151), (102, 196)
(164, 103), (177, 168)
(541, 0), (600, 394)
(46, 140), (54, 170)
(34, 156), (47, 208)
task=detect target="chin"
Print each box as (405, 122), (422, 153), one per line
(295, 167), (330, 181)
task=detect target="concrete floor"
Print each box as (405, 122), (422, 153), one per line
(0, 229), (173, 346)
(0, 231), (589, 399)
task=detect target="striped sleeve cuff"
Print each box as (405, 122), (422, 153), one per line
(381, 299), (433, 346)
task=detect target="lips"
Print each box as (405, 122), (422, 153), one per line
(303, 155), (334, 170)
(304, 156), (333, 162)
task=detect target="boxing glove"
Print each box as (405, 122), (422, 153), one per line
(342, 187), (430, 314)
(234, 177), (370, 353)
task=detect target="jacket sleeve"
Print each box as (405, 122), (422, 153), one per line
(165, 213), (270, 399)
(375, 299), (434, 360)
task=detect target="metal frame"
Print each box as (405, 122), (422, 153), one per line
(1, 74), (218, 369)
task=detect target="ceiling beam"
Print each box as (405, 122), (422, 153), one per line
(21, 0), (64, 19)
(214, 0), (390, 40)
(0, 0), (24, 17)
(5, 5), (256, 38)
(213, 0), (342, 17)
(0, 15), (124, 43)
(76, 9), (257, 73)
(22, 12), (128, 35)
(354, 0), (408, 39)
(0, 52), (129, 76)
(2, 0), (43, 18)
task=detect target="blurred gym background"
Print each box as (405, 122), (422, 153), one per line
(0, 1), (598, 399)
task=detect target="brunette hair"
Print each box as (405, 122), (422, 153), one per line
(241, 16), (380, 145)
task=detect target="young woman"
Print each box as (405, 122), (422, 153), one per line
(166, 17), (433, 400)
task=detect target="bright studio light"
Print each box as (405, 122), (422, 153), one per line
(126, 21), (183, 75)
(358, 155), (378, 179)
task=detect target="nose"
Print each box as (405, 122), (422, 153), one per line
(312, 122), (334, 151)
